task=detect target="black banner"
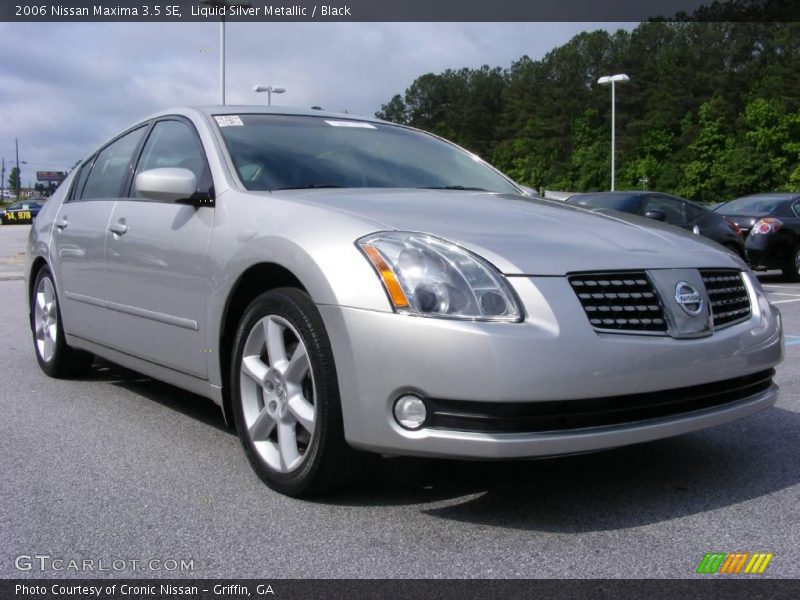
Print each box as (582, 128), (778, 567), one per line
(2, 580), (800, 600)
(3, 0), (800, 22)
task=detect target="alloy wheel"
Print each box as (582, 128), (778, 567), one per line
(34, 276), (58, 363)
(239, 314), (316, 473)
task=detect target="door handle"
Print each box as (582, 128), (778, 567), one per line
(109, 222), (129, 236)
(55, 218), (68, 230)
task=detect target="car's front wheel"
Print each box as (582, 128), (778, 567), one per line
(31, 266), (94, 377)
(230, 288), (360, 497)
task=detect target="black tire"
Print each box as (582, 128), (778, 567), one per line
(30, 266), (94, 378)
(782, 246), (800, 283)
(230, 287), (362, 497)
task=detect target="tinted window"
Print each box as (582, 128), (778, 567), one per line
(685, 203), (706, 221)
(567, 193), (641, 212)
(720, 196), (790, 215)
(643, 195), (687, 224)
(215, 114), (520, 194)
(81, 126), (146, 200)
(133, 120), (210, 197)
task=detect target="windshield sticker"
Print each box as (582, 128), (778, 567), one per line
(215, 115), (244, 127)
(324, 120), (377, 129)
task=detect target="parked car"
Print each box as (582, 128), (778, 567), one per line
(566, 192), (746, 259)
(716, 193), (800, 281)
(1, 200), (43, 224)
(26, 107), (782, 497)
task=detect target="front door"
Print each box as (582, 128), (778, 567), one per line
(103, 118), (215, 378)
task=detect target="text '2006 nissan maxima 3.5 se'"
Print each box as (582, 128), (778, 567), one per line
(26, 107), (783, 497)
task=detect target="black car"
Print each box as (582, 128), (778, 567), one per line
(717, 193), (800, 281)
(566, 191), (746, 259)
(1, 200), (44, 224)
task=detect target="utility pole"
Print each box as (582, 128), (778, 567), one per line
(1, 158), (5, 199)
(15, 138), (20, 197)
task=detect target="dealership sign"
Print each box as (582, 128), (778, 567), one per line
(36, 171), (66, 183)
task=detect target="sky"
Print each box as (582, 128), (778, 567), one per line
(0, 22), (635, 184)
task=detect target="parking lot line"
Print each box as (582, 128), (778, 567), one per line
(785, 335), (800, 346)
(771, 298), (800, 304)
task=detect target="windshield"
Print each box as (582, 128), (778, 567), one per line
(567, 193), (641, 211)
(720, 196), (789, 215)
(215, 114), (520, 194)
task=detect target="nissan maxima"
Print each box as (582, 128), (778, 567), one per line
(26, 107), (783, 497)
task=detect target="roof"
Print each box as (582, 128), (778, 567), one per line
(196, 105), (384, 123)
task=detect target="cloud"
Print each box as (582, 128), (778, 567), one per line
(0, 21), (633, 177)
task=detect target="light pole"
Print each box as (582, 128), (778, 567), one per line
(253, 85), (286, 106)
(202, 0), (252, 105)
(597, 73), (629, 191)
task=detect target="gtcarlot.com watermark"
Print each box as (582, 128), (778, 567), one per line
(15, 554), (194, 573)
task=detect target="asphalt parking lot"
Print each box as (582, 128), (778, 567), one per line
(1, 224), (798, 579)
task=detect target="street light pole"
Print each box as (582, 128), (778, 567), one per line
(219, 16), (225, 105)
(202, 0), (252, 105)
(597, 73), (630, 191)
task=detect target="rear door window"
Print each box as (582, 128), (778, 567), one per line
(80, 126), (147, 200)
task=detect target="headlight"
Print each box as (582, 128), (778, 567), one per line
(357, 231), (522, 321)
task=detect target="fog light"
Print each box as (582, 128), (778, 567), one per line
(393, 395), (427, 430)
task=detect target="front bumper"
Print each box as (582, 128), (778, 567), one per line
(319, 275), (783, 459)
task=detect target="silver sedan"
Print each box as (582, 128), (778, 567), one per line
(26, 107), (783, 497)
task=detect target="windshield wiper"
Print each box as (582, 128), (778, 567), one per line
(271, 184), (345, 191)
(419, 185), (489, 192)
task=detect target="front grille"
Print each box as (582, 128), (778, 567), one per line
(700, 270), (752, 329)
(568, 272), (667, 333)
(425, 369), (774, 434)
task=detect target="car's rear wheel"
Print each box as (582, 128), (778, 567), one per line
(782, 246), (800, 282)
(230, 288), (360, 497)
(31, 267), (94, 377)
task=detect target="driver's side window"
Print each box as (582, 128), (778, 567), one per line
(132, 120), (211, 199)
(643, 195), (686, 225)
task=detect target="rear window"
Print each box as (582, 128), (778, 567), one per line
(720, 196), (790, 215)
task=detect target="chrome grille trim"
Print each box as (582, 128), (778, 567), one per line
(700, 270), (752, 329)
(568, 272), (668, 334)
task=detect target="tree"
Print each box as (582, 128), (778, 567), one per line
(376, 19), (800, 200)
(8, 167), (20, 197)
(375, 95), (408, 124)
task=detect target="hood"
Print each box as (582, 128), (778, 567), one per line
(277, 189), (744, 276)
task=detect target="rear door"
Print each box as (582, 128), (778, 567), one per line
(103, 117), (215, 378)
(52, 126), (147, 344)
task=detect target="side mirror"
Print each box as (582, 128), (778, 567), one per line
(518, 185), (539, 197)
(644, 209), (667, 222)
(135, 168), (199, 203)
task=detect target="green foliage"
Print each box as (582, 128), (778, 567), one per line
(377, 20), (800, 202)
(8, 166), (20, 197)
